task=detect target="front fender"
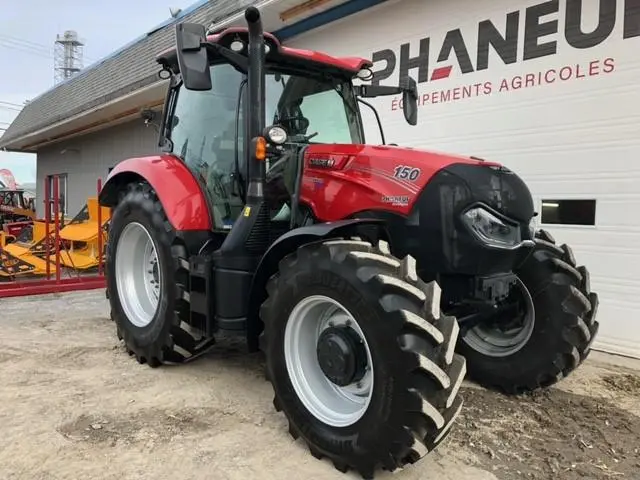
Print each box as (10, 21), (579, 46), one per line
(99, 154), (212, 231)
(246, 218), (389, 351)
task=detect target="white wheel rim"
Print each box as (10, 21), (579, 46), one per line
(284, 295), (374, 428)
(115, 222), (161, 328)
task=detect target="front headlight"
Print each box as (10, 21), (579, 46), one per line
(462, 206), (521, 248)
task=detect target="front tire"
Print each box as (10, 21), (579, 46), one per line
(458, 229), (599, 394)
(260, 238), (466, 479)
(106, 182), (214, 366)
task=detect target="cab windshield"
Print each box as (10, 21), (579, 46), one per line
(167, 63), (363, 230)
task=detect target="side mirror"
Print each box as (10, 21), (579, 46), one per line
(401, 76), (418, 126)
(175, 22), (211, 91)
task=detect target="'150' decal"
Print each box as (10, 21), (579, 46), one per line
(393, 165), (421, 181)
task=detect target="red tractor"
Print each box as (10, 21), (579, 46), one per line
(99, 7), (598, 478)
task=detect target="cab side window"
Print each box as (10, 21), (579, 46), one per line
(170, 63), (246, 230)
(298, 89), (354, 144)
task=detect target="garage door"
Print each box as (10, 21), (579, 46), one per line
(286, 0), (640, 358)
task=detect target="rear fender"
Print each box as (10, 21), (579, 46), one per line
(99, 154), (212, 231)
(246, 218), (389, 351)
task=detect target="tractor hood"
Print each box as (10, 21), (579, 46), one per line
(304, 143), (498, 173)
(302, 143), (535, 224)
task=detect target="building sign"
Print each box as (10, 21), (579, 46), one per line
(369, 0), (639, 108)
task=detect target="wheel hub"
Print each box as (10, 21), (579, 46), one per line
(316, 326), (367, 387)
(462, 277), (536, 357)
(284, 295), (374, 427)
(114, 221), (162, 328)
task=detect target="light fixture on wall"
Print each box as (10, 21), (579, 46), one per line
(60, 148), (80, 155)
(141, 109), (160, 132)
(279, 0), (334, 22)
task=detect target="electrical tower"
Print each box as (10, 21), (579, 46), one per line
(54, 30), (84, 84)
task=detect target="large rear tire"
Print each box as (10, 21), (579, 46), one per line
(458, 229), (599, 394)
(106, 182), (214, 366)
(260, 238), (466, 479)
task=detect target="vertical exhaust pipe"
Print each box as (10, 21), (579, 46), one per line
(245, 6), (266, 199)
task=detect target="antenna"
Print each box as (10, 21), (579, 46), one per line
(54, 30), (85, 84)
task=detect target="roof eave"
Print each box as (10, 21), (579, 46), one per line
(0, 81), (168, 153)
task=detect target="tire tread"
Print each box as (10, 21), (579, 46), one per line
(107, 182), (215, 367)
(260, 237), (466, 478)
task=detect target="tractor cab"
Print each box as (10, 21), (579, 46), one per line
(155, 27), (417, 235)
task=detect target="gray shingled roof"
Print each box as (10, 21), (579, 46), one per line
(0, 0), (254, 150)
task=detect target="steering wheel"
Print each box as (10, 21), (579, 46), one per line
(276, 105), (318, 142)
(276, 117), (317, 142)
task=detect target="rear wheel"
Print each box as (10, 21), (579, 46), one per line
(457, 229), (599, 394)
(260, 238), (466, 479)
(106, 182), (214, 366)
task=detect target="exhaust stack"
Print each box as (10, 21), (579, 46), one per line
(245, 6), (266, 196)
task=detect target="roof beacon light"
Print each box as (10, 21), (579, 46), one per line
(230, 40), (245, 52)
(357, 68), (374, 80)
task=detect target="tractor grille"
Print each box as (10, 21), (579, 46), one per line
(407, 162), (535, 276)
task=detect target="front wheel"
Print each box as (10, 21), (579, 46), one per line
(106, 182), (214, 366)
(260, 238), (466, 479)
(457, 229), (600, 394)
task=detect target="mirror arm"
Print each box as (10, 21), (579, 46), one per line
(355, 77), (418, 126)
(205, 43), (249, 73)
(354, 85), (403, 98)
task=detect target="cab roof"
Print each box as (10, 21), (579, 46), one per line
(156, 27), (373, 79)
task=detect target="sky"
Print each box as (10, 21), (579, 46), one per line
(0, 0), (198, 185)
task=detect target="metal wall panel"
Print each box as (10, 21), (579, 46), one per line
(35, 118), (159, 218)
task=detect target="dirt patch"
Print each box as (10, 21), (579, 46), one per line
(451, 385), (640, 479)
(57, 409), (216, 446)
(601, 373), (640, 395)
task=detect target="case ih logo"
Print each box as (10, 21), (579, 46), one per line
(308, 158), (336, 168)
(370, 0), (639, 106)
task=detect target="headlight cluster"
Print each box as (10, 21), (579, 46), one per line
(462, 206), (522, 249)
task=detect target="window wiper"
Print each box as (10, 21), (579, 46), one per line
(233, 78), (247, 200)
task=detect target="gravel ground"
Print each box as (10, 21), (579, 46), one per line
(1, 290), (639, 480)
